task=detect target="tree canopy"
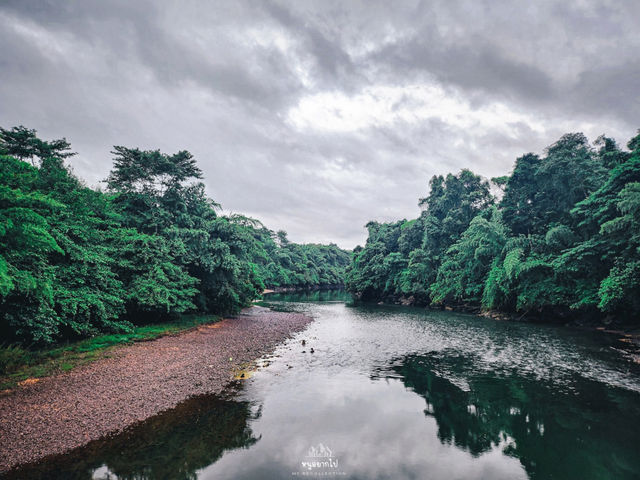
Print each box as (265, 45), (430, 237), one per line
(347, 130), (640, 323)
(0, 127), (349, 344)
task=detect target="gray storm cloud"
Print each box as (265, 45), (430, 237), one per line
(1, 0), (639, 248)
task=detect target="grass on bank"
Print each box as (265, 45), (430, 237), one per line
(0, 313), (220, 391)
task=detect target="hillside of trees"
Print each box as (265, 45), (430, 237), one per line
(346, 131), (640, 323)
(0, 126), (349, 344)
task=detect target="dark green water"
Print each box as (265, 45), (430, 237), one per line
(7, 292), (640, 479)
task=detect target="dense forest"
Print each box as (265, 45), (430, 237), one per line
(346, 131), (640, 323)
(0, 126), (349, 344)
(3, 125), (638, 347)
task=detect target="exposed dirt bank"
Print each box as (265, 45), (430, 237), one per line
(0, 306), (312, 472)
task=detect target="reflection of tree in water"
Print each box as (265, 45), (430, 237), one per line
(6, 393), (260, 480)
(393, 351), (640, 480)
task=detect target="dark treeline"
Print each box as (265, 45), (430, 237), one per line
(0, 126), (349, 344)
(346, 131), (640, 323)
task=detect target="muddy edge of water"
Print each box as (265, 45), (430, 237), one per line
(0, 306), (312, 472)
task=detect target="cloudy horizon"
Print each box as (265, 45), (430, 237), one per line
(1, 0), (639, 249)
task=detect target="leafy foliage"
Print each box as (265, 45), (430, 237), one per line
(430, 207), (506, 305)
(0, 125), (75, 165)
(347, 169), (493, 304)
(348, 130), (640, 323)
(0, 128), (349, 344)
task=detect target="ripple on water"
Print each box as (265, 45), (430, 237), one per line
(9, 296), (640, 480)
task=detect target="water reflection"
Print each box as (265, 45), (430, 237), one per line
(390, 350), (640, 479)
(4, 390), (260, 480)
(5, 298), (640, 479)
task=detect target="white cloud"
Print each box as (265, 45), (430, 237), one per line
(287, 83), (546, 137)
(1, 0), (638, 249)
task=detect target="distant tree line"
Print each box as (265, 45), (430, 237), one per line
(0, 126), (349, 344)
(346, 131), (640, 323)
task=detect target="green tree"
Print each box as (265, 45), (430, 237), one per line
(0, 126), (75, 166)
(1, 126), (351, 343)
(431, 208), (507, 305)
(500, 153), (541, 235)
(348, 129), (640, 325)
(417, 169), (494, 292)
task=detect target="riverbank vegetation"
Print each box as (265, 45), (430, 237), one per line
(346, 130), (640, 324)
(0, 313), (218, 390)
(0, 126), (349, 349)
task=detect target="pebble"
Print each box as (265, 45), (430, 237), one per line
(0, 307), (312, 472)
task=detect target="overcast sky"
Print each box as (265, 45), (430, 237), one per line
(1, 1), (639, 248)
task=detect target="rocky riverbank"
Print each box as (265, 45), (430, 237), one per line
(0, 306), (312, 473)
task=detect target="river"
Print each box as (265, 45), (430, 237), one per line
(8, 291), (640, 479)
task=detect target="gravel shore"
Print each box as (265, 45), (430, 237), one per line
(0, 306), (312, 472)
